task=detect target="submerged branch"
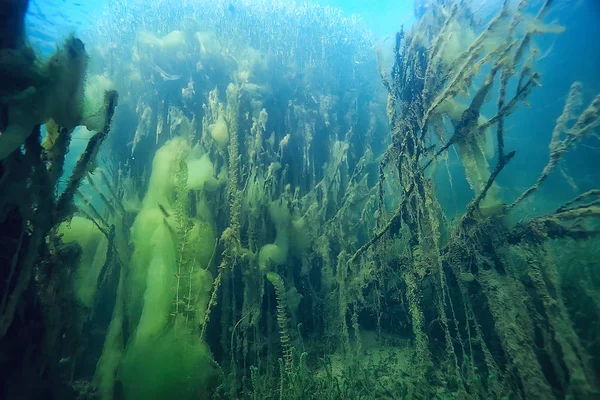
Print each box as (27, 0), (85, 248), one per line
(55, 90), (119, 222)
(556, 189), (600, 213)
(510, 85), (600, 209)
(348, 183), (414, 264)
(465, 151), (515, 218)
(508, 204), (600, 244)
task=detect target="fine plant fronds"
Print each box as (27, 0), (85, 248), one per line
(511, 83), (600, 209)
(267, 272), (293, 373)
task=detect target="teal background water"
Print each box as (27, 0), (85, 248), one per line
(25, 0), (600, 215)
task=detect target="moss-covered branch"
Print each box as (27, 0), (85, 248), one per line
(55, 90), (118, 222)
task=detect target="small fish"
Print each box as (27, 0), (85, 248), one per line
(158, 203), (170, 218)
(228, 3), (236, 14)
(90, 327), (107, 336)
(152, 64), (182, 81)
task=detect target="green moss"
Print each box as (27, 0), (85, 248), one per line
(259, 201), (291, 271)
(58, 216), (108, 307)
(120, 325), (215, 400)
(132, 222), (177, 344)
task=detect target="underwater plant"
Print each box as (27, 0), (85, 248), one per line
(1, 0), (599, 399)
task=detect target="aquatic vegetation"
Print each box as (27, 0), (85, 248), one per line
(1, 0), (599, 399)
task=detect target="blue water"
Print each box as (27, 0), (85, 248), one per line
(26, 0), (600, 216)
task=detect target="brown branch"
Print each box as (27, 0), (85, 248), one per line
(0, 126), (53, 336)
(464, 150), (515, 218)
(348, 183), (414, 264)
(478, 75), (540, 134)
(55, 90), (118, 222)
(510, 86), (600, 210)
(556, 189), (600, 213)
(508, 206), (600, 245)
